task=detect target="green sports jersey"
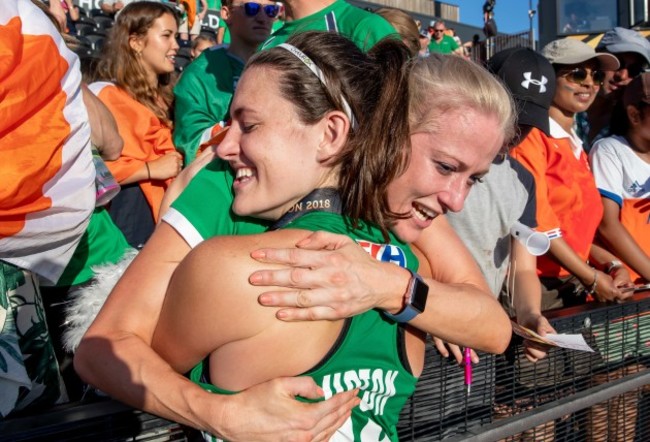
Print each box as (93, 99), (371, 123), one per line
(261, 0), (397, 52)
(165, 159), (267, 245)
(56, 208), (132, 287)
(190, 210), (419, 442)
(173, 48), (244, 164)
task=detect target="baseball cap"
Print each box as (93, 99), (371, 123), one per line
(596, 27), (650, 66)
(623, 72), (650, 107)
(488, 47), (556, 136)
(419, 29), (429, 38)
(542, 38), (620, 71)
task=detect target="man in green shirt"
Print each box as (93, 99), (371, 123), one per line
(261, 0), (397, 51)
(173, 0), (278, 164)
(175, 0), (397, 165)
(428, 20), (463, 55)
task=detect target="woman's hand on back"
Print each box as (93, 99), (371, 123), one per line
(250, 231), (409, 321)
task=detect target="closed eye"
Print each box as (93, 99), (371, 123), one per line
(469, 175), (485, 185)
(435, 162), (455, 175)
(241, 123), (258, 133)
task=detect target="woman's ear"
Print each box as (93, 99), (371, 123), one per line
(129, 34), (144, 55)
(627, 104), (642, 127)
(317, 110), (350, 163)
(220, 5), (231, 23)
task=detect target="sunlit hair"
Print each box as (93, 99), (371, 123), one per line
(374, 7), (420, 57)
(246, 31), (412, 238)
(408, 53), (516, 154)
(96, 1), (179, 127)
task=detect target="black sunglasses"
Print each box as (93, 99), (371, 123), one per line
(559, 67), (606, 85)
(433, 29), (445, 33)
(617, 59), (645, 78)
(237, 2), (280, 18)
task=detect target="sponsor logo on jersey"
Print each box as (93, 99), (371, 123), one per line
(356, 240), (407, 268)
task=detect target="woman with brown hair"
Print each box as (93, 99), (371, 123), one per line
(150, 32), (514, 440)
(90, 1), (183, 247)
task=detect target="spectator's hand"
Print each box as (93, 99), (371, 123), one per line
(218, 377), (359, 441)
(114, 1), (125, 11)
(148, 151), (183, 180)
(158, 146), (217, 218)
(432, 336), (478, 365)
(609, 266), (635, 302)
(48, 1), (67, 30)
(517, 313), (555, 363)
(592, 270), (633, 303)
(251, 231), (406, 321)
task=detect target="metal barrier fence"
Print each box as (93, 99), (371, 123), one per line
(399, 292), (650, 441)
(473, 31), (534, 64)
(2, 294), (649, 441)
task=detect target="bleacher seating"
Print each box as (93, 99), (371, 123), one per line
(93, 15), (114, 30)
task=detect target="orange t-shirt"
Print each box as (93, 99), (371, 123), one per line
(89, 82), (177, 221)
(511, 124), (603, 278)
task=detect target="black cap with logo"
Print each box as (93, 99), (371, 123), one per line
(488, 47), (556, 136)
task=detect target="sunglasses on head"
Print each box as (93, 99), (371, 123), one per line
(617, 59), (645, 78)
(237, 2), (280, 18)
(559, 67), (606, 85)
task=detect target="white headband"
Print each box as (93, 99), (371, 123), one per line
(278, 43), (358, 131)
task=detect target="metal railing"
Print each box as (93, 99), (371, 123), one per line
(3, 295), (649, 441)
(399, 292), (650, 441)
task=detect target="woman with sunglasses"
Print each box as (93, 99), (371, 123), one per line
(511, 38), (632, 311)
(173, 0), (278, 164)
(90, 1), (183, 247)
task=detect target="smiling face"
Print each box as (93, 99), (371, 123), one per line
(130, 12), (178, 80)
(552, 60), (601, 115)
(217, 66), (338, 220)
(387, 108), (504, 243)
(602, 52), (647, 96)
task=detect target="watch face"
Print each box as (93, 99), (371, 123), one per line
(410, 277), (428, 313)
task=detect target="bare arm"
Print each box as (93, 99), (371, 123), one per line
(509, 239), (555, 362)
(597, 197), (650, 281)
(199, 0), (208, 19)
(250, 216), (511, 354)
(64, 0), (79, 21)
(410, 216), (511, 353)
(82, 84), (123, 160)
(75, 222), (357, 441)
(546, 236), (629, 302)
(48, 0), (67, 31)
(159, 147), (217, 218)
(217, 26), (225, 45)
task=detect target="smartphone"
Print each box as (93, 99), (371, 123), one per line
(621, 283), (650, 293)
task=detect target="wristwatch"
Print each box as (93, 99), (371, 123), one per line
(605, 260), (623, 275)
(384, 270), (429, 323)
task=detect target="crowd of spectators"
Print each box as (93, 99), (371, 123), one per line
(2, 0), (650, 440)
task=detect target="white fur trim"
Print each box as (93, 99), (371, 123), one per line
(62, 249), (138, 352)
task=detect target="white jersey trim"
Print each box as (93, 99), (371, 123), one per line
(162, 208), (204, 249)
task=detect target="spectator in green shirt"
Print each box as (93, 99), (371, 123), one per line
(428, 20), (463, 55)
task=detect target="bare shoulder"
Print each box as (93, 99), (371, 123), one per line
(153, 229), (317, 372)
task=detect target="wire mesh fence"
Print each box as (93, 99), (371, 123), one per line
(399, 293), (650, 441)
(2, 295), (648, 441)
